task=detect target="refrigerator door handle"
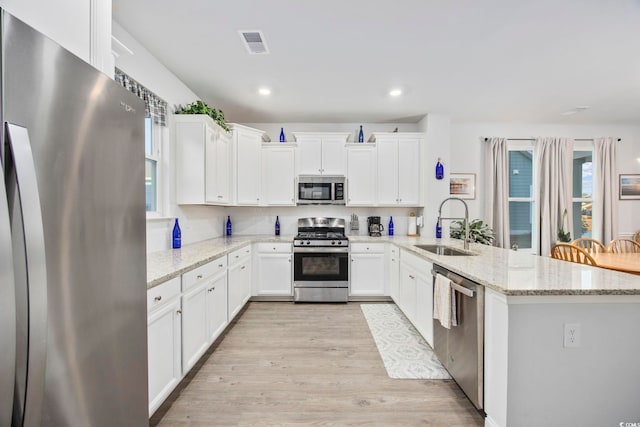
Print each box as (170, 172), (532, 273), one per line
(0, 143), (16, 427)
(5, 123), (47, 426)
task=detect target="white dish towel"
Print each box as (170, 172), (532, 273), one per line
(433, 273), (456, 329)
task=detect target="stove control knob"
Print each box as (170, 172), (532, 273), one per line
(331, 241), (336, 245)
(306, 240), (311, 245)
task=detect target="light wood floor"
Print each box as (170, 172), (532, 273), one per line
(151, 302), (485, 426)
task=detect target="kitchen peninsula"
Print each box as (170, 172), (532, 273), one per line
(147, 235), (640, 427)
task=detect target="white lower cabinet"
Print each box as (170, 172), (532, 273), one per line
(205, 272), (228, 343)
(414, 267), (434, 347)
(389, 245), (400, 301)
(398, 249), (434, 346)
(228, 245), (252, 320)
(181, 255), (228, 374)
(399, 261), (418, 322)
(350, 243), (386, 296)
(147, 277), (182, 416)
(181, 282), (209, 373)
(254, 243), (292, 296)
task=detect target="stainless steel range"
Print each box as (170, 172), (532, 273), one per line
(293, 217), (349, 302)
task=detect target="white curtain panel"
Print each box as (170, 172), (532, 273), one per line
(536, 137), (574, 256)
(484, 137), (510, 248)
(594, 138), (618, 243)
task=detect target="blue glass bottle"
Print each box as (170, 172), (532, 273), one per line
(358, 125), (364, 143)
(172, 218), (181, 249)
(436, 220), (442, 239)
(226, 216), (232, 236)
(388, 216), (394, 236)
(279, 127), (285, 143)
(435, 157), (444, 180)
(275, 216), (280, 236)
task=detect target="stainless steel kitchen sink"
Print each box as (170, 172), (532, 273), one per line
(414, 244), (476, 256)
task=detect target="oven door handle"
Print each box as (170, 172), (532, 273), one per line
(293, 246), (349, 253)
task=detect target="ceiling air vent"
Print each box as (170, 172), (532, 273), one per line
(239, 30), (269, 55)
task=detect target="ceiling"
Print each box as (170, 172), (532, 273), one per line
(113, 0), (640, 124)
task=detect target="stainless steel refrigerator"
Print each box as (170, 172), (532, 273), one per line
(0, 11), (148, 426)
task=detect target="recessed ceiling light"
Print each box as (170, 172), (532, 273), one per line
(258, 88), (271, 96)
(389, 89), (402, 97)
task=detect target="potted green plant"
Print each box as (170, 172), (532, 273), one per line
(450, 219), (495, 245)
(174, 100), (230, 132)
(557, 209), (571, 242)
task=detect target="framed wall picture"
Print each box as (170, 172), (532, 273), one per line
(619, 174), (640, 200)
(449, 173), (476, 199)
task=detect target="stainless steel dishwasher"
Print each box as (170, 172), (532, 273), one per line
(431, 264), (484, 411)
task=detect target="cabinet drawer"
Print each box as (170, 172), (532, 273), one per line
(228, 245), (252, 265)
(182, 256), (227, 291)
(255, 242), (292, 253)
(350, 242), (386, 253)
(147, 276), (181, 312)
(400, 249), (432, 274)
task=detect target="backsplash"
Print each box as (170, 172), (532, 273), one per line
(147, 205), (424, 253)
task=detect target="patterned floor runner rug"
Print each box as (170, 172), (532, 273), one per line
(361, 304), (450, 379)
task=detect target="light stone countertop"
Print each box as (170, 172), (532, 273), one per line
(147, 234), (640, 296)
(147, 235), (294, 289)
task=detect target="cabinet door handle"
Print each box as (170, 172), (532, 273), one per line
(392, 258), (396, 262)
(288, 258), (291, 262)
(208, 287), (215, 292)
(273, 247), (276, 250)
(176, 309), (182, 315)
(154, 296), (162, 302)
(218, 264), (224, 268)
(241, 266), (246, 270)
(197, 274), (203, 279)
(235, 255), (240, 259)
(409, 274), (415, 279)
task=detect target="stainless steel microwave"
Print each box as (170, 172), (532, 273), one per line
(297, 176), (346, 205)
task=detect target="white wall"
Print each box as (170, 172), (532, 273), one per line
(419, 114), (453, 239)
(450, 122), (640, 238)
(113, 21), (229, 253)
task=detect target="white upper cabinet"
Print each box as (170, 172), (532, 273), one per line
(373, 133), (422, 206)
(294, 133), (350, 175)
(346, 144), (376, 206)
(174, 115), (231, 205)
(231, 124), (263, 205)
(206, 129), (231, 204)
(261, 144), (296, 205)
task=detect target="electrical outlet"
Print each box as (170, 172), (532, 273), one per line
(564, 323), (581, 348)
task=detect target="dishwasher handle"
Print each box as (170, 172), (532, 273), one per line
(431, 269), (475, 298)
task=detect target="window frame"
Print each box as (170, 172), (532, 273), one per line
(571, 141), (595, 241)
(507, 140), (537, 253)
(145, 118), (169, 219)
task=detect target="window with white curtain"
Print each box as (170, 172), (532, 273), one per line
(572, 142), (594, 239)
(508, 141), (536, 251)
(114, 68), (168, 218)
(506, 140), (597, 253)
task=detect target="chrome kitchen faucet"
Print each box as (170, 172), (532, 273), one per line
(437, 197), (470, 250)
